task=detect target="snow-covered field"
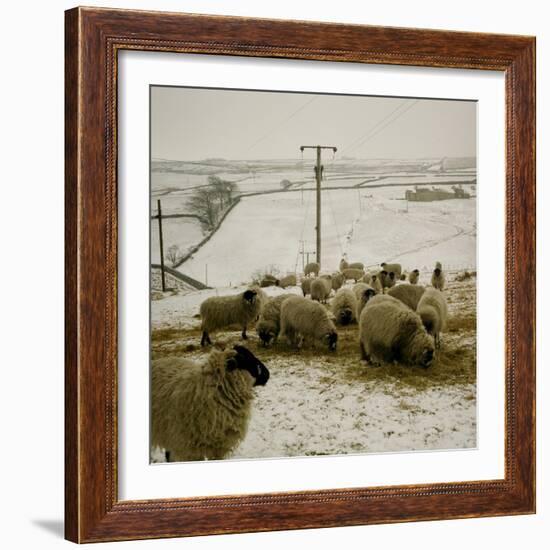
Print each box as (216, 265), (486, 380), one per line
(151, 274), (477, 461)
(150, 157), (477, 462)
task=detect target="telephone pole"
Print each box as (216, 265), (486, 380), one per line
(299, 145), (337, 267)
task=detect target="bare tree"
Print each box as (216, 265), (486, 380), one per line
(165, 244), (182, 266)
(186, 187), (220, 232)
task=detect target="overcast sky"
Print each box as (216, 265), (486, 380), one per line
(151, 86), (476, 161)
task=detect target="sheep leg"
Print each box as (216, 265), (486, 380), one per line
(165, 450), (171, 462)
(201, 331), (212, 347)
(241, 325), (248, 340)
(360, 341), (368, 361)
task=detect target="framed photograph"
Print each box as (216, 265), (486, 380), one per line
(65, 7), (535, 543)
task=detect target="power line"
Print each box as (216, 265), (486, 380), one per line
(242, 96), (318, 156)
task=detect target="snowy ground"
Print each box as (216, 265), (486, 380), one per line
(151, 274), (477, 462)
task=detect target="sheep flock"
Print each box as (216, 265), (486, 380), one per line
(151, 258), (476, 462)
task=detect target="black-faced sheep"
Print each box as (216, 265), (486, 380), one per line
(200, 289), (262, 346)
(151, 345), (270, 462)
(331, 288), (358, 325)
(342, 267), (364, 282)
(431, 263), (445, 291)
(408, 269), (420, 284)
(380, 262), (402, 278)
(304, 262), (320, 277)
(416, 288), (448, 348)
(381, 270), (396, 290)
(362, 271), (383, 294)
(311, 276), (332, 303)
(387, 284), (426, 311)
(353, 282), (377, 319)
(280, 296), (338, 351)
(301, 277), (312, 297)
(358, 295), (435, 368)
(331, 272), (345, 291)
(256, 293), (295, 346)
(279, 274), (297, 288)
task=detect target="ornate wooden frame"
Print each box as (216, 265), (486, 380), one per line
(65, 6), (536, 543)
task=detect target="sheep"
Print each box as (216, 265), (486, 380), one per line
(331, 288), (358, 325)
(380, 262), (402, 278)
(280, 296), (338, 351)
(416, 288), (448, 348)
(260, 277), (279, 288)
(342, 267), (364, 282)
(358, 295), (435, 368)
(301, 277), (312, 297)
(340, 258), (364, 271)
(387, 284), (426, 311)
(311, 276), (332, 303)
(362, 271), (383, 294)
(353, 283), (377, 319)
(381, 270), (397, 290)
(256, 293), (295, 346)
(408, 269), (420, 284)
(200, 288), (262, 346)
(151, 345), (269, 462)
(304, 262), (320, 277)
(278, 274), (297, 288)
(331, 272), (345, 291)
(431, 263), (445, 291)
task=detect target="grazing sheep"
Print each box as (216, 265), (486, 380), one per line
(380, 262), (402, 278)
(304, 262), (320, 277)
(256, 293), (295, 346)
(320, 273), (333, 281)
(340, 258), (364, 271)
(342, 267), (364, 282)
(151, 345), (269, 462)
(311, 276), (332, 303)
(339, 258), (349, 271)
(359, 295), (435, 368)
(280, 296), (338, 351)
(431, 263), (445, 291)
(331, 288), (358, 325)
(279, 274), (297, 288)
(408, 269), (420, 284)
(353, 283), (377, 318)
(260, 277), (279, 288)
(331, 272), (345, 291)
(417, 288), (448, 348)
(301, 277), (312, 297)
(388, 284), (426, 311)
(362, 272), (383, 294)
(200, 289), (262, 346)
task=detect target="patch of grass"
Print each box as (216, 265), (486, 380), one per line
(447, 314), (476, 332)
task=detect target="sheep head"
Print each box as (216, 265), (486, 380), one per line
(243, 289), (257, 305)
(226, 345), (270, 386)
(324, 330), (338, 351)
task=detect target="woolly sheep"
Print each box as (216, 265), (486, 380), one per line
(388, 284), (426, 311)
(353, 282), (377, 319)
(151, 345), (270, 462)
(301, 277), (312, 297)
(358, 295), (435, 368)
(340, 258), (364, 271)
(380, 262), (402, 278)
(408, 269), (420, 284)
(256, 293), (295, 346)
(280, 296), (338, 351)
(342, 267), (364, 282)
(304, 262), (320, 277)
(260, 277), (279, 288)
(331, 288), (358, 325)
(279, 274), (297, 288)
(331, 272), (345, 291)
(200, 289), (262, 346)
(416, 288), (448, 348)
(431, 263), (445, 291)
(362, 271), (383, 294)
(311, 276), (332, 303)
(381, 270), (397, 290)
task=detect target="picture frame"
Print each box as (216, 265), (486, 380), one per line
(65, 6), (535, 543)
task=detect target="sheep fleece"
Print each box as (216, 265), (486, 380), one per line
(200, 291), (262, 333)
(151, 349), (255, 461)
(311, 277), (331, 302)
(388, 284), (426, 310)
(331, 288), (358, 324)
(359, 295), (434, 365)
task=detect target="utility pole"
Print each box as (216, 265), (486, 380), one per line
(156, 199), (166, 292)
(299, 145), (337, 267)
